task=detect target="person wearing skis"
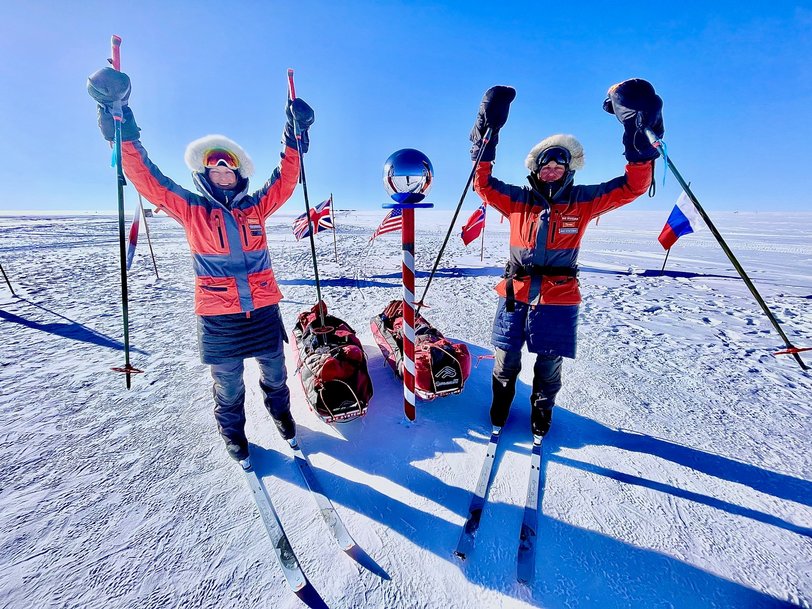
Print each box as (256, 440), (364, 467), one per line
(87, 67), (315, 470)
(469, 80), (665, 439)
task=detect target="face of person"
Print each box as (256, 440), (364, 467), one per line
(208, 166), (238, 189)
(538, 160), (567, 183)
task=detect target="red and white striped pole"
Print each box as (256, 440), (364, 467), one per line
(382, 148), (434, 422)
(401, 206), (417, 420)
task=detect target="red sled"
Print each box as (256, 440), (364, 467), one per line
(370, 299), (472, 400)
(292, 302), (374, 424)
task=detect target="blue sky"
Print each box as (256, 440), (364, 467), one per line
(1, 1), (810, 213)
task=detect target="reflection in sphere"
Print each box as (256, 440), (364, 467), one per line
(383, 148), (434, 203)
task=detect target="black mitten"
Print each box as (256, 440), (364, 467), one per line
(284, 98), (315, 153)
(97, 105), (140, 142)
(470, 85), (516, 162)
(603, 78), (664, 162)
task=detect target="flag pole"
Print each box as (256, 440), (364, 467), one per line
(330, 192), (338, 263)
(646, 129), (808, 371)
(139, 193), (159, 280)
(0, 263), (15, 296)
(659, 248), (670, 275)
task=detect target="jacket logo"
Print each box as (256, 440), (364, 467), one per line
(559, 228), (578, 234)
(249, 223), (263, 236)
(562, 215), (580, 222)
(435, 366), (457, 379)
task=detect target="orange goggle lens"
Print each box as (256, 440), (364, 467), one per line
(203, 148), (240, 170)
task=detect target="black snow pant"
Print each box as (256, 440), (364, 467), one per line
(490, 347), (562, 435)
(210, 350), (295, 461)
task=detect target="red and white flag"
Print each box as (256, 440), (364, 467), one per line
(126, 199), (142, 271)
(293, 197), (334, 240)
(370, 208), (403, 241)
(460, 204), (486, 246)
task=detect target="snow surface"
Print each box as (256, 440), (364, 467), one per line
(1, 208), (810, 609)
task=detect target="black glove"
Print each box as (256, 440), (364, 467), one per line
(97, 105), (141, 142)
(469, 85), (516, 162)
(284, 97), (315, 153)
(603, 78), (664, 162)
(88, 67), (140, 142)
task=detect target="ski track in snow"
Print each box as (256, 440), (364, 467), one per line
(1, 210), (810, 609)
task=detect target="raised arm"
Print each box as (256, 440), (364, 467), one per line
(88, 67), (194, 224)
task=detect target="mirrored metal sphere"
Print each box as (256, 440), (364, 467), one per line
(383, 148), (434, 203)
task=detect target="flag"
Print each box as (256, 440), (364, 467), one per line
(370, 208), (403, 241)
(461, 204), (486, 246)
(126, 199), (142, 271)
(293, 198), (334, 240)
(658, 191), (703, 250)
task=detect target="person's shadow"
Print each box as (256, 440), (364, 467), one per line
(249, 341), (805, 608)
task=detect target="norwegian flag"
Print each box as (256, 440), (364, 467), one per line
(293, 198), (334, 241)
(370, 208), (402, 241)
(126, 199), (142, 271)
(460, 204), (486, 246)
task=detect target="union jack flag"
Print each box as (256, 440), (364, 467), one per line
(370, 208), (402, 241)
(460, 204), (486, 246)
(293, 198), (334, 241)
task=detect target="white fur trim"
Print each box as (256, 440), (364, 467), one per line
(184, 134), (254, 179)
(525, 134), (585, 173)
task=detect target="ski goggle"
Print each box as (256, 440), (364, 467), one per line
(537, 146), (571, 168)
(203, 148), (240, 170)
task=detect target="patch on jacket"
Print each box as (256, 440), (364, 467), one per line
(559, 227), (578, 234)
(249, 224), (263, 236)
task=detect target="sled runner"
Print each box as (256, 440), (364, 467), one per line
(293, 302), (374, 424)
(370, 300), (472, 400)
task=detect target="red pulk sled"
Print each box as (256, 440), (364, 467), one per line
(370, 300), (472, 400)
(292, 302), (374, 424)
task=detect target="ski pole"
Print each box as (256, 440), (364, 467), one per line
(645, 128), (808, 371)
(287, 69), (326, 328)
(107, 35), (141, 388)
(0, 263), (15, 295)
(415, 127), (493, 315)
(139, 193), (159, 279)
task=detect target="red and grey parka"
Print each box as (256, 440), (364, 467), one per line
(473, 135), (653, 358)
(120, 136), (299, 317)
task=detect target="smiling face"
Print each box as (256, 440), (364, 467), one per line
(208, 166), (239, 189)
(538, 160), (567, 183)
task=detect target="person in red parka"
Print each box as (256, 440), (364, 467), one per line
(469, 81), (664, 439)
(87, 67), (314, 470)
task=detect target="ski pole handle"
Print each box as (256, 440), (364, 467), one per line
(287, 68), (297, 101)
(109, 35), (123, 120)
(111, 35), (122, 71)
(644, 128), (662, 153)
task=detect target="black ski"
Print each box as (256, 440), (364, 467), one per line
(517, 435), (543, 584)
(454, 426), (502, 560)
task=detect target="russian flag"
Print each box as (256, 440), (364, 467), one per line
(658, 192), (702, 250)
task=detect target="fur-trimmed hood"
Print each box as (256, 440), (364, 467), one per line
(184, 134), (254, 179)
(525, 134), (585, 173)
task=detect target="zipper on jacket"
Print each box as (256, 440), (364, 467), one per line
(550, 209), (558, 245)
(215, 215), (225, 250)
(526, 217), (537, 244)
(241, 223), (249, 246)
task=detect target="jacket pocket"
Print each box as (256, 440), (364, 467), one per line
(237, 210), (267, 251)
(196, 276), (240, 315)
(540, 276), (581, 305)
(248, 268), (281, 307)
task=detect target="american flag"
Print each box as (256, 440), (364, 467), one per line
(370, 208), (402, 241)
(460, 204), (486, 246)
(292, 198), (334, 240)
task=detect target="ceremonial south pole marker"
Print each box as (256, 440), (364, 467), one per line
(382, 149), (435, 422)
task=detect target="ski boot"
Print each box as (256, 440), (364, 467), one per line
(530, 394), (554, 437)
